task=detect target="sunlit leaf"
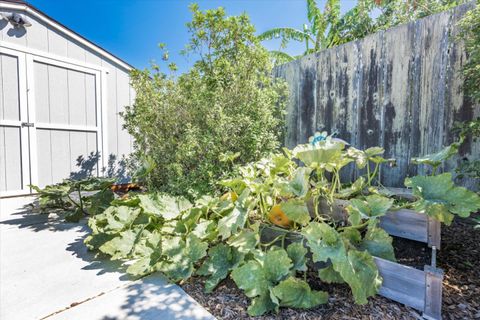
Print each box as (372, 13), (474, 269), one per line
(272, 277), (328, 309)
(405, 173), (480, 225)
(280, 199), (311, 226)
(197, 244), (244, 292)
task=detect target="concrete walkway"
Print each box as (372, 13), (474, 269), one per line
(0, 197), (215, 320)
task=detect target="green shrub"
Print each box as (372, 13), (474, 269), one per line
(122, 5), (287, 198)
(455, 2), (480, 187)
(458, 0), (480, 103)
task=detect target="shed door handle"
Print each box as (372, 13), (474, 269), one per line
(21, 122), (34, 127)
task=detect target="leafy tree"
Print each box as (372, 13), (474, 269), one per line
(123, 5), (287, 199)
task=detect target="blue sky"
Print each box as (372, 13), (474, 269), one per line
(28, 0), (357, 73)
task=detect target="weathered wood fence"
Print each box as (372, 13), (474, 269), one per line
(274, 2), (479, 188)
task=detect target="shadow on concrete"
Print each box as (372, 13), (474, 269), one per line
(0, 204), (81, 233)
(102, 274), (214, 320)
(1, 151), (130, 233)
(65, 233), (132, 280)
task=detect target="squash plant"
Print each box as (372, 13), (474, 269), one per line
(35, 133), (480, 316)
(30, 177), (115, 222)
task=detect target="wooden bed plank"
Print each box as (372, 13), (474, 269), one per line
(379, 209), (429, 243)
(374, 257), (425, 311)
(423, 266), (444, 320)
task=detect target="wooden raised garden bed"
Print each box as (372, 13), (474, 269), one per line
(262, 188), (444, 320)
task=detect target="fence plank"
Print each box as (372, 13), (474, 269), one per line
(275, 3), (478, 189)
(297, 56), (317, 144)
(380, 21), (416, 187)
(416, 10), (451, 176)
(274, 61), (300, 149)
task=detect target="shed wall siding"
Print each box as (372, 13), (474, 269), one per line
(0, 6), (133, 190)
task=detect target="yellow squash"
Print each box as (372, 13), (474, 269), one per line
(268, 204), (292, 228)
(220, 191), (238, 202)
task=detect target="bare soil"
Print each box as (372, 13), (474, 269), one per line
(181, 213), (480, 319)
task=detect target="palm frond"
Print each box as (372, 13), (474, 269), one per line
(307, 0), (320, 25)
(307, 0), (324, 34)
(268, 50), (295, 64)
(325, 0), (341, 24)
(258, 27), (312, 43)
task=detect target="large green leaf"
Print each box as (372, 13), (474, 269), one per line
(227, 228), (259, 254)
(280, 199), (311, 226)
(364, 147), (387, 164)
(288, 167), (312, 197)
(185, 233), (208, 262)
(84, 232), (114, 251)
(217, 205), (248, 240)
(444, 187), (480, 218)
(267, 50), (295, 64)
(347, 195), (393, 226)
(127, 250), (163, 277)
(302, 222), (381, 304)
(257, 27), (313, 43)
(160, 234), (208, 281)
(64, 208), (84, 223)
(88, 189), (114, 216)
(411, 143), (459, 168)
(197, 244), (244, 292)
(262, 248), (293, 283)
(336, 177), (365, 199)
(346, 147), (368, 169)
(138, 193), (191, 220)
(76, 177), (115, 191)
(231, 260), (270, 298)
(340, 228), (362, 244)
(231, 248), (292, 316)
(292, 140), (345, 171)
(272, 277), (328, 309)
(247, 292), (278, 317)
(97, 206), (141, 232)
(217, 190), (252, 240)
(131, 229), (162, 258)
(405, 173), (480, 225)
(99, 228), (141, 259)
(302, 222), (346, 263)
(191, 219), (217, 240)
(318, 265), (344, 283)
(176, 207), (205, 234)
(286, 242), (308, 272)
(340, 249), (382, 304)
(359, 221), (395, 261)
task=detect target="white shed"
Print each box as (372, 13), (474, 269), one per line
(0, 0), (134, 197)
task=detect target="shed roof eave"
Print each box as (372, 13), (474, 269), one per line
(0, 0), (134, 71)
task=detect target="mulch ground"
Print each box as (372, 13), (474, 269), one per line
(181, 213), (480, 320)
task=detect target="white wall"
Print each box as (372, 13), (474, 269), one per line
(0, 5), (134, 193)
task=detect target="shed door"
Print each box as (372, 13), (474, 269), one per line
(0, 49), (30, 196)
(28, 55), (103, 189)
